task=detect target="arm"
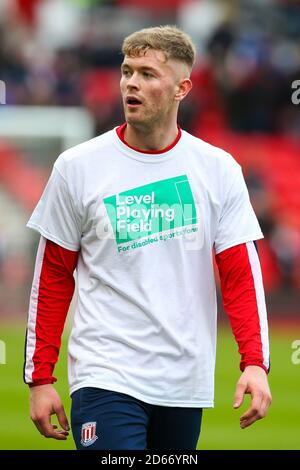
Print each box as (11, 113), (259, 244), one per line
(24, 235), (79, 439)
(215, 241), (272, 429)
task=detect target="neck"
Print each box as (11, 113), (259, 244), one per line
(124, 121), (179, 152)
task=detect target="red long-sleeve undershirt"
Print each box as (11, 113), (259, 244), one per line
(215, 242), (269, 374)
(24, 236), (78, 387)
(24, 237), (269, 387)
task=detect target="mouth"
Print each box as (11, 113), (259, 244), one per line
(126, 96), (143, 108)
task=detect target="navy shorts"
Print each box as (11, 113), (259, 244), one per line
(71, 387), (203, 450)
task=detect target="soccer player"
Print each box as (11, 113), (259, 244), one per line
(24, 25), (271, 450)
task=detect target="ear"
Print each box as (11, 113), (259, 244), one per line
(174, 78), (193, 102)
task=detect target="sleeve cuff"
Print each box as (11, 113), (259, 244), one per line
(28, 378), (57, 387)
(241, 363), (269, 375)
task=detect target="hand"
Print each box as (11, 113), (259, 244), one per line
(30, 384), (70, 440)
(233, 365), (272, 429)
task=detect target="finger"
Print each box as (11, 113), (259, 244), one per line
(45, 427), (69, 440)
(233, 382), (247, 408)
(240, 391), (263, 421)
(240, 403), (267, 429)
(55, 404), (70, 432)
(240, 409), (260, 428)
(51, 425), (68, 437)
(240, 394), (262, 421)
(240, 414), (261, 429)
(240, 393), (264, 428)
(35, 416), (69, 440)
(33, 418), (46, 436)
(259, 395), (272, 418)
(50, 432), (69, 440)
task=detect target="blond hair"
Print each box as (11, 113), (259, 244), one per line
(122, 25), (196, 72)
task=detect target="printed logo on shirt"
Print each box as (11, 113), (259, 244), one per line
(102, 175), (200, 252)
(80, 421), (98, 447)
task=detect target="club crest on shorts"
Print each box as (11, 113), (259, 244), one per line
(80, 421), (98, 447)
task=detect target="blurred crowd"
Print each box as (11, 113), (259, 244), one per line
(1, 0), (300, 134)
(0, 0), (300, 309)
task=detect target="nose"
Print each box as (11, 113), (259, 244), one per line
(126, 72), (140, 90)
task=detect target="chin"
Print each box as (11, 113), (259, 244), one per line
(126, 116), (145, 128)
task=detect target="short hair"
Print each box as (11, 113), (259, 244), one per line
(122, 25), (196, 72)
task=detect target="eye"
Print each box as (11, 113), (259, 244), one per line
(122, 69), (131, 77)
(143, 72), (153, 78)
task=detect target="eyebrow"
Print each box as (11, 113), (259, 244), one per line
(121, 64), (160, 74)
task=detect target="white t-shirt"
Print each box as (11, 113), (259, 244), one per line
(27, 127), (263, 407)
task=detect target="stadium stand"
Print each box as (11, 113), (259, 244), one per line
(0, 0), (299, 317)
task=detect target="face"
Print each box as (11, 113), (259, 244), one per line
(120, 49), (191, 131)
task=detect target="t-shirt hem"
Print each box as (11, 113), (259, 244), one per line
(26, 222), (80, 251)
(214, 234), (264, 255)
(69, 382), (214, 408)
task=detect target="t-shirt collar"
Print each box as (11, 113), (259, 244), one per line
(116, 122), (182, 155)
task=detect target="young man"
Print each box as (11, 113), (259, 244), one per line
(24, 25), (271, 450)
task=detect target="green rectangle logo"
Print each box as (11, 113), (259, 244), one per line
(103, 175), (197, 245)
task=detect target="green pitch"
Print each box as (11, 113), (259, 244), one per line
(0, 322), (299, 450)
